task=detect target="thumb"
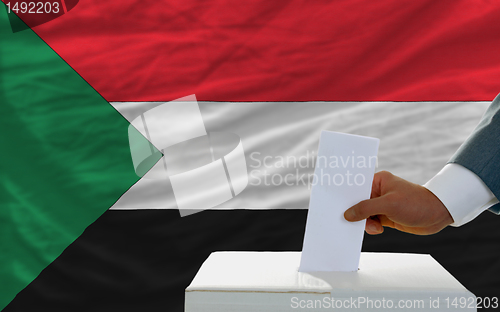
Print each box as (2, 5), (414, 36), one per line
(344, 196), (390, 222)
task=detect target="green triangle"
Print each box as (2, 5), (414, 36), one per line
(0, 4), (161, 309)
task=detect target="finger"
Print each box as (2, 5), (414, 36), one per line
(370, 171), (392, 198)
(344, 196), (390, 222)
(370, 173), (382, 199)
(365, 217), (384, 235)
(377, 215), (396, 229)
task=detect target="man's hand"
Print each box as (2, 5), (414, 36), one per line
(344, 171), (454, 235)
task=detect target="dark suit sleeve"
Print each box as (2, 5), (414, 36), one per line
(449, 93), (500, 214)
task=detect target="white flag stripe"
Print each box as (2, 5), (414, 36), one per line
(111, 101), (489, 211)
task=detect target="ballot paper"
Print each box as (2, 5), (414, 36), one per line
(299, 131), (379, 272)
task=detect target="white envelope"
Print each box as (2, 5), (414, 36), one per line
(299, 131), (379, 272)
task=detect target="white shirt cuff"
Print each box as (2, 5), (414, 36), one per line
(423, 163), (499, 227)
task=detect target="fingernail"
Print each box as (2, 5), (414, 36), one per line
(368, 223), (378, 232)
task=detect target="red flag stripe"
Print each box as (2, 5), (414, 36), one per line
(31, 0), (500, 102)
(60, 0), (67, 13)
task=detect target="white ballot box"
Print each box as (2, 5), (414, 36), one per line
(185, 252), (476, 312)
